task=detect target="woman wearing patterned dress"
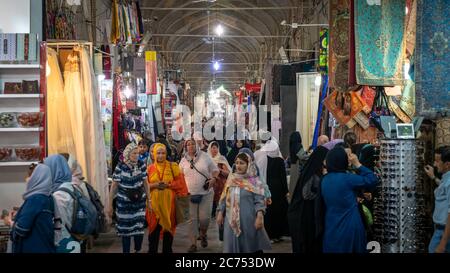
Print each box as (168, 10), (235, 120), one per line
(108, 143), (149, 253)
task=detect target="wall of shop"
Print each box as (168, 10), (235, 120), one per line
(0, 0), (43, 210)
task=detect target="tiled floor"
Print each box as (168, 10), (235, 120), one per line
(90, 220), (293, 253)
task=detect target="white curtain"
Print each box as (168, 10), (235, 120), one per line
(78, 47), (109, 207)
(47, 46), (109, 207)
(296, 73), (321, 149)
(47, 48), (76, 155)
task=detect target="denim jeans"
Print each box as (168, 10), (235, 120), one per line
(122, 234), (144, 253)
(428, 228), (450, 253)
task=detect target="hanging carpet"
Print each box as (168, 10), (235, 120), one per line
(415, 0), (450, 118)
(355, 0), (406, 86)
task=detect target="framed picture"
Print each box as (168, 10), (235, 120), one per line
(396, 123), (415, 139)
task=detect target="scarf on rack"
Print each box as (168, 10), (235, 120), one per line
(123, 143), (138, 168)
(147, 143), (181, 234)
(44, 154), (72, 192)
(219, 152), (265, 237)
(23, 164), (53, 200)
(207, 142), (232, 172)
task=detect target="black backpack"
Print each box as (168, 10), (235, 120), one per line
(84, 183), (107, 237)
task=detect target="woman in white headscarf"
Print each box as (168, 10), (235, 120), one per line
(216, 152), (271, 253)
(207, 141), (232, 219)
(254, 140), (289, 242)
(109, 143), (149, 253)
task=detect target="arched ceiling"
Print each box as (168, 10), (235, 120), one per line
(139, 0), (306, 91)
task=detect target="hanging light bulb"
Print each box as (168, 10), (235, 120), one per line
(213, 61), (220, 71)
(215, 24), (224, 37)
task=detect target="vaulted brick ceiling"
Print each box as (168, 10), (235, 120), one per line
(140, 0), (301, 91)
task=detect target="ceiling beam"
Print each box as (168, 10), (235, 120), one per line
(141, 7), (303, 11)
(185, 70), (257, 73)
(151, 34), (289, 38)
(172, 62), (264, 65)
(159, 51), (256, 54)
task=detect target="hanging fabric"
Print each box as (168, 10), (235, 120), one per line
(355, 0), (406, 86)
(435, 118), (450, 148)
(296, 73), (322, 149)
(110, 0), (143, 45)
(63, 50), (88, 177)
(47, 48), (76, 156)
(328, 0), (350, 91)
(312, 76), (329, 149)
(415, 0), (449, 118)
(348, 0), (357, 87)
(77, 47), (109, 207)
(405, 0), (417, 57)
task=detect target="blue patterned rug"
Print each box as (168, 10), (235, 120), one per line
(415, 0), (450, 118)
(355, 0), (405, 86)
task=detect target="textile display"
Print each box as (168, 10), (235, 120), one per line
(324, 90), (370, 128)
(355, 0), (405, 86)
(319, 29), (329, 74)
(415, 0), (450, 118)
(329, 0), (350, 91)
(47, 46), (109, 208)
(296, 73), (321, 149)
(399, 79), (416, 119)
(110, 0), (144, 44)
(47, 48), (76, 156)
(405, 0), (417, 57)
(145, 51), (158, 95)
(358, 86), (376, 110)
(435, 118), (450, 148)
(78, 47), (109, 208)
(348, 0), (356, 86)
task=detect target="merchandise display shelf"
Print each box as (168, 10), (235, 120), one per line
(0, 94), (42, 98)
(0, 127), (42, 132)
(0, 161), (39, 167)
(0, 64), (40, 69)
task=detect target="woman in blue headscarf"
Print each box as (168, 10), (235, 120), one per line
(9, 164), (56, 253)
(321, 147), (378, 253)
(44, 154), (80, 253)
(44, 154), (72, 192)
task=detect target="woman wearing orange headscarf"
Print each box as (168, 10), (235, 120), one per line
(146, 143), (188, 253)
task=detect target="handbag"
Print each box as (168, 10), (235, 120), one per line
(190, 194), (203, 204)
(123, 187), (144, 202)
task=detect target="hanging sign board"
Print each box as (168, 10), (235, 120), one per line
(145, 51), (158, 94)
